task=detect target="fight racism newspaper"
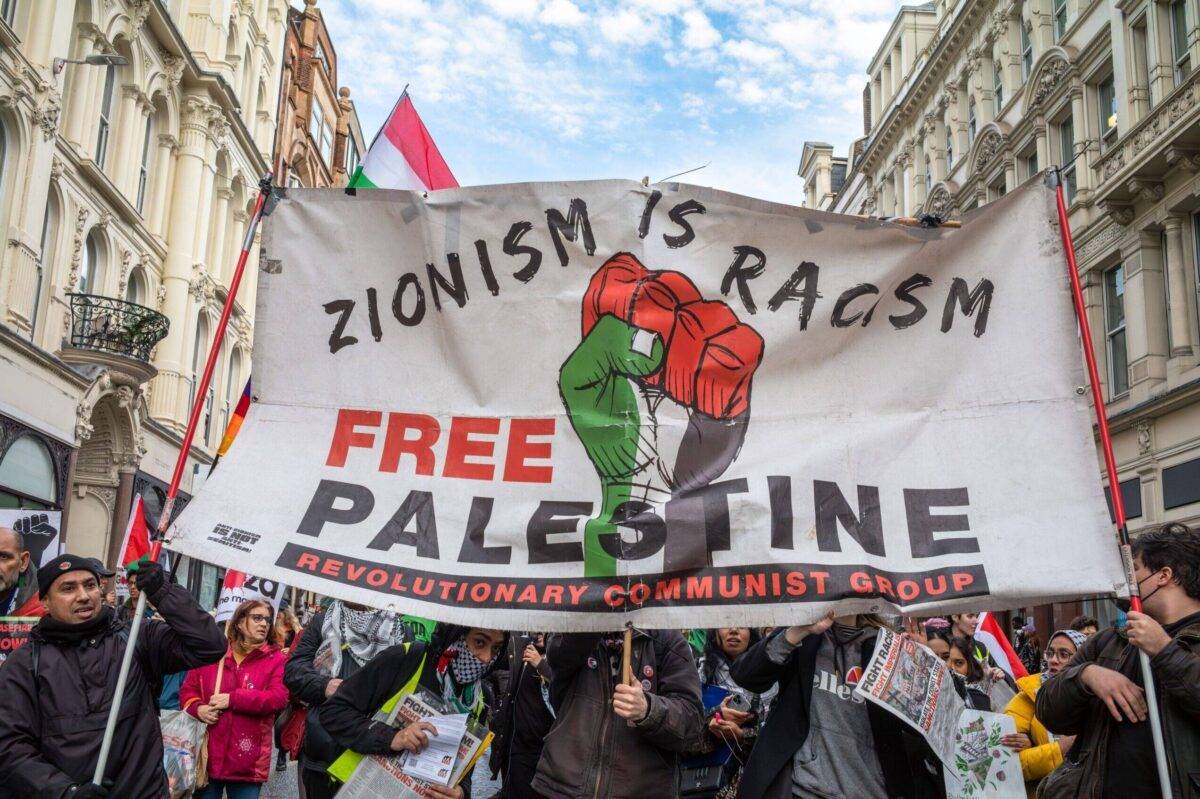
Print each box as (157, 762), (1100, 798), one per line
(338, 690), (492, 799)
(854, 628), (965, 763)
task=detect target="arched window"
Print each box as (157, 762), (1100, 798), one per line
(0, 436), (57, 507)
(96, 64), (115, 167)
(924, 155), (933, 192)
(125, 266), (145, 305)
(78, 231), (103, 294)
(136, 112), (153, 213)
(34, 192), (59, 335)
(1021, 21), (1033, 80)
(945, 124), (954, 168)
(222, 348), (243, 436)
(191, 312), (211, 440)
(993, 58), (1005, 114)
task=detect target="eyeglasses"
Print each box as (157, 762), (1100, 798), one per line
(1045, 648), (1074, 661)
(247, 614), (271, 623)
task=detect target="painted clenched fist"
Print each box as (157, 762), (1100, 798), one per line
(560, 253), (764, 577)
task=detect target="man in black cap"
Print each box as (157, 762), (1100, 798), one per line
(0, 553), (225, 798)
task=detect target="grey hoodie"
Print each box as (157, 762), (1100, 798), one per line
(767, 623), (888, 799)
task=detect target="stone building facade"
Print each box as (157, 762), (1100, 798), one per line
(272, 0), (364, 189)
(0, 0), (285, 592)
(801, 0), (1200, 630)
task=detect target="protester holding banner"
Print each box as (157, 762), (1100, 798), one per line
(319, 624), (507, 798)
(1037, 522), (1200, 797)
(284, 601), (413, 799)
(181, 599), (288, 798)
(731, 613), (944, 799)
(489, 632), (554, 799)
(1001, 629), (1084, 797)
(0, 526), (41, 618)
(0, 553), (225, 798)
(531, 628), (702, 799)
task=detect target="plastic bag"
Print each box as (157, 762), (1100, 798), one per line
(160, 709), (206, 799)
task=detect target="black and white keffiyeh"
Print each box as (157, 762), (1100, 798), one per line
(314, 601), (409, 676)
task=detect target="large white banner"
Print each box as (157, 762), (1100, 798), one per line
(166, 178), (1125, 630)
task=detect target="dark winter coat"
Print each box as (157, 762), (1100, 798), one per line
(1035, 614), (1200, 798)
(531, 630), (704, 799)
(731, 627), (945, 799)
(489, 635), (554, 797)
(283, 609), (355, 774)
(0, 581), (225, 798)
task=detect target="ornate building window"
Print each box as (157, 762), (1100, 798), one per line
(137, 114), (153, 213)
(1104, 265), (1129, 397)
(946, 123), (954, 169)
(125, 266), (145, 305)
(1097, 73), (1117, 149)
(1170, 0), (1192, 82)
(0, 436), (56, 509)
(96, 64), (115, 168)
(1021, 22), (1033, 80)
(993, 59), (1004, 114)
(1057, 114), (1076, 202)
(78, 231), (103, 294)
(309, 100), (324, 162)
(924, 154), (932, 192)
(1054, 0), (1068, 40)
(967, 96), (977, 148)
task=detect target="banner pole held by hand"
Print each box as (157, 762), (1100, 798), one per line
(92, 174), (274, 787)
(622, 623), (634, 686)
(1051, 168), (1171, 799)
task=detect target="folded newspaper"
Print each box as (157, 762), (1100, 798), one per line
(337, 689), (493, 799)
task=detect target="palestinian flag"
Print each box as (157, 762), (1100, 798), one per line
(217, 379), (252, 457)
(120, 495), (150, 568)
(349, 90), (458, 191)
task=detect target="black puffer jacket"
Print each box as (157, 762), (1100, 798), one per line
(0, 581), (225, 798)
(532, 630), (703, 799)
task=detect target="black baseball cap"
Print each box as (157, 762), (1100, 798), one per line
(38, 554), (108, 595)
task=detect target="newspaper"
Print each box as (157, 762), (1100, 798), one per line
(944, 709), (1025, 799)
(401, 712), (469, 785)
(853, 628), (965, 764)
(338, 689), (492, 799)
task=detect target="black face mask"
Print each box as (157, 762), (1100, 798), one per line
(1116, 569), (1165, 612)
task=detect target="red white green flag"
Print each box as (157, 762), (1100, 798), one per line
(349, 90), (458, 191)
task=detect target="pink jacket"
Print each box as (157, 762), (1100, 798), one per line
(181, 643), (289, 783)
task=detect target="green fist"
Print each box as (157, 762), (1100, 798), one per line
(559, 315), (663, 577)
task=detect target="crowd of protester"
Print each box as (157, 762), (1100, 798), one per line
(0, 521), (1196, 798)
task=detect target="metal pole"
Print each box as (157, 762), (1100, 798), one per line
(1051, 170), (1172, 799)
(92, 174), (273, 786)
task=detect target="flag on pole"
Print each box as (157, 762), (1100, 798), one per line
(975, 611), (1029, 679)
(217, 379), (252, 457)
(120, 495), (151, 568)
(348, 90), (458, 191)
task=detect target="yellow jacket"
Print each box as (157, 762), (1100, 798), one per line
(1003, 673), (1064, 798)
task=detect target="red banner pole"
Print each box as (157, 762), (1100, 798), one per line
(1052, 171), (1170, 798)
(92, 174), (273, 786)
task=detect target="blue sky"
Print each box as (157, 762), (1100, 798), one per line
(320, 0), (907, 205)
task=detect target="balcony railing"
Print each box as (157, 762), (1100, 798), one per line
(66, 293), (169, 363)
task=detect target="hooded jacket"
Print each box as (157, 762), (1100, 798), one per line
(318, 624), (507, 796)
(0, 580), (226, 798)
(1003, 673), (1063, 798)
(1035, 613), (1200, 798)
(731, 626), (945, 799)
(180, 643), (289, 783)
(531, 629), (704, 799)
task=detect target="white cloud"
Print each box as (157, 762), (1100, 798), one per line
(680, 8), (721, 50)
(542, 0), (588, 26)
(597, 7), (664, 46)
(550, 38), (579, 56)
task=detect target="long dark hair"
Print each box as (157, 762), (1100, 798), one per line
(701, 627), (761, 685)
(948, 635), (984, 682)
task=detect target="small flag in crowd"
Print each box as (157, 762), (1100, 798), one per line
(217, 379), (252, 458)
(349, 90), (458, 191)
(975, 611), (1029, 679)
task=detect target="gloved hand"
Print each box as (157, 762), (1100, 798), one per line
(69, 783), (110, 798)
(126, 555), (165, 597)
(562, 253), (763, 577)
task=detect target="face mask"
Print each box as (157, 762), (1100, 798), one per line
(1115, 569), (1164, 612)
(449, 640), (491, 685)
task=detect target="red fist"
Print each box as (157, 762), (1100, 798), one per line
(581, 253), (763, 419)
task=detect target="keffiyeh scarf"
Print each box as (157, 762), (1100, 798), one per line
(314, 602), (409, 677)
